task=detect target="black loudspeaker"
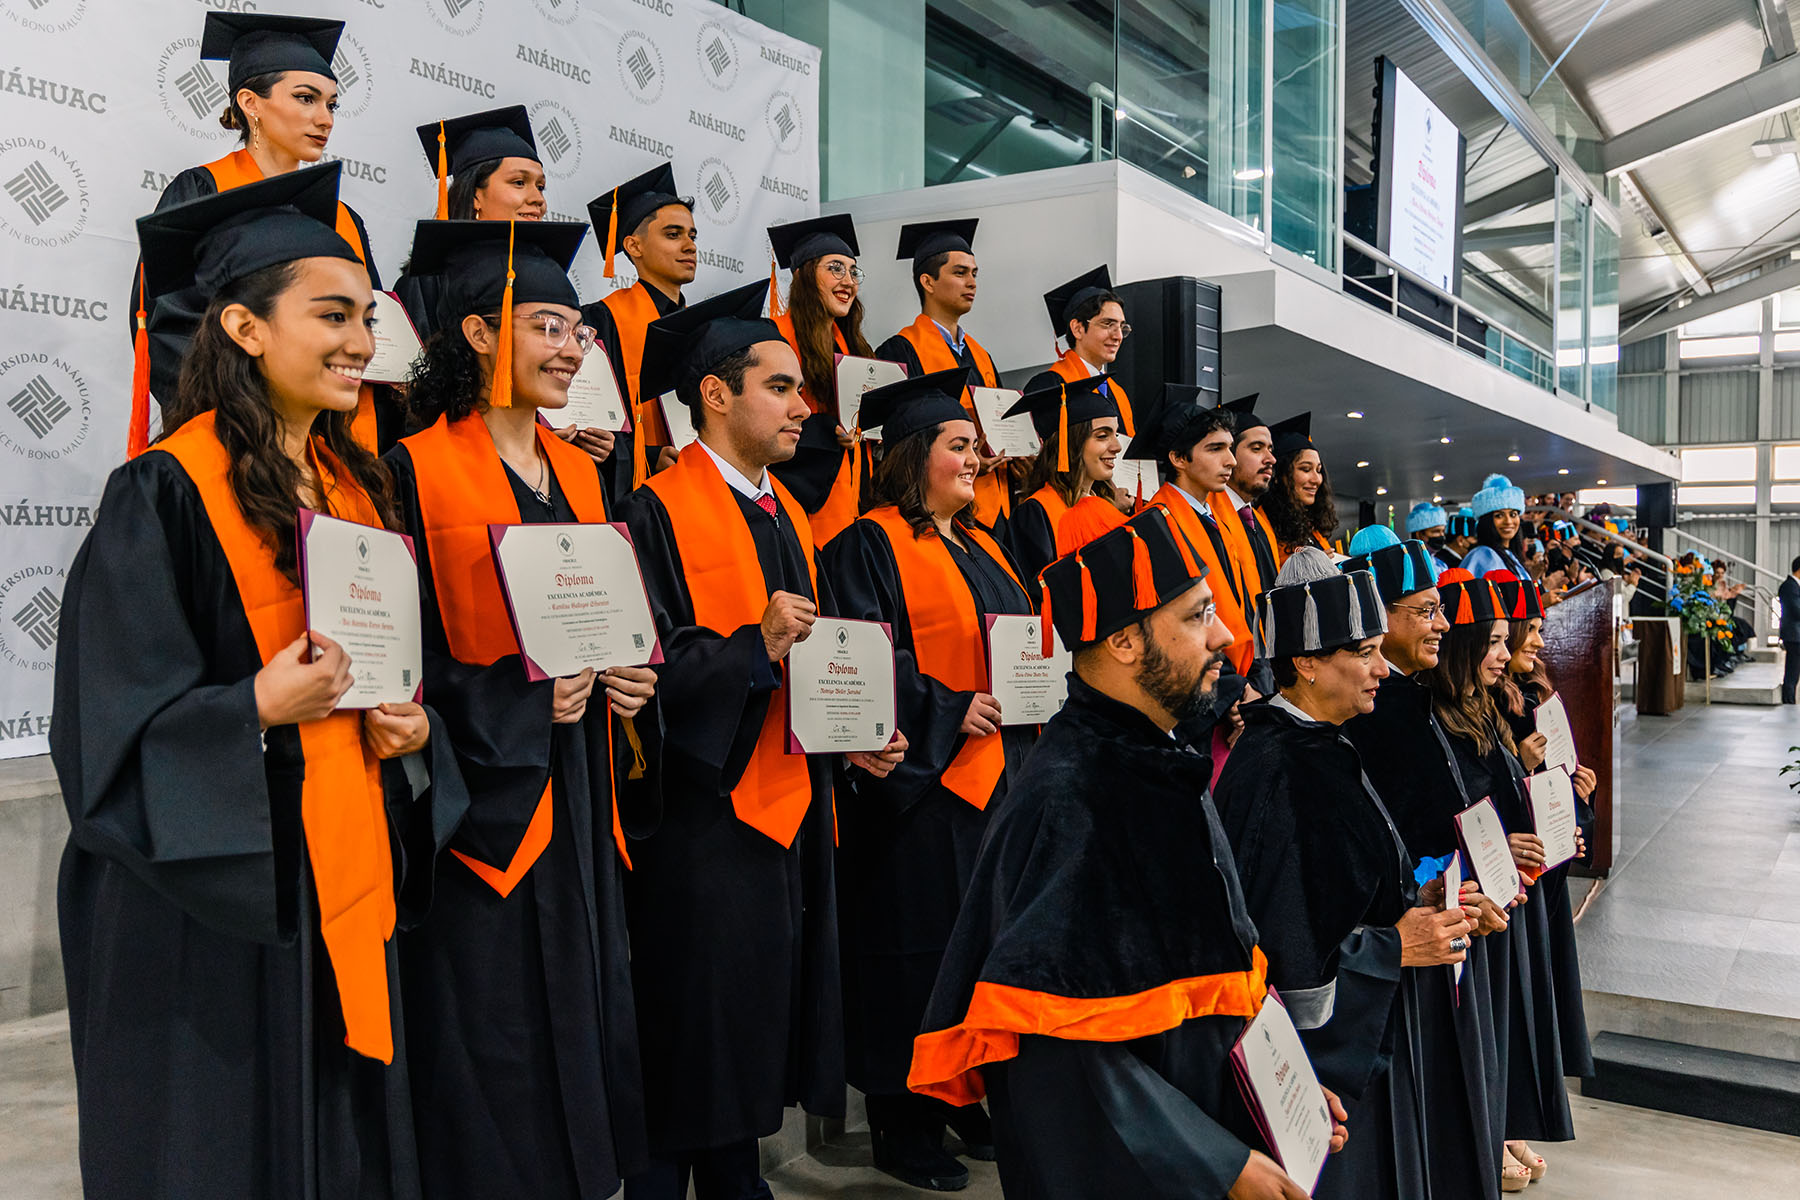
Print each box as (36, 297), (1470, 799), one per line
(1109, 276), (1223, 429)
(1638, 482), (1674, 528)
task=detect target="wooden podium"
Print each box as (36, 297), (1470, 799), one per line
(1631, 617), (1685, 715)
(1539, 579), (1617, 877)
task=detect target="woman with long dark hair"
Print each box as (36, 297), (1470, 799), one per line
(1462, 474), (1531, 578)
(765, 213), (876, 543)
(58, 170), (463, 1198)
(820, 368), (1035, 1190)
(1423, 569), (1574, 1191)
(387, 219), (659, 1199)
(130, 12), (398, 454)
(1260, 412), (1337, 561)
(999, 374), (1123, 602)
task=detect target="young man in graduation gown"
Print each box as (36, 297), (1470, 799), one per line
(1021, 265), (1136, 439)
(581, 162), (697, 498)
(618, 282), (855, 1200)
(910, 505), (1348, 1200)
(1215, 394), (1280, 604)
(873, 220), (1012, 528)
(61, 168), (467, 1199)
(129, 13), (399, 454)
(1340, 529), (1514, 1200)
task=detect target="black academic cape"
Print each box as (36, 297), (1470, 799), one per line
(580, 283), (681, 504)
(820, 517), (1036, 1096)
(1445, 719), (1576, 1145)
(913, 676), (1267, 1200)
(51, 452), (467, 1200)
(1002, 494), (1057, 606)
(132, 169), (404, 451)
(390, 270), (445, 346)
(1345, 670), (1507, 1200)
(1213, 701), (1420, 1200)
(618, 481), (845, 1155)
(384, 446), (653, 1197)
(1500, 693), (1595, 1080)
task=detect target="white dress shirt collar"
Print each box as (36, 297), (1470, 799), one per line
(698, 438), (771, 501)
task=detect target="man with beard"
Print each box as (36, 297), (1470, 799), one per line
(1215, 394), (1279, 603)
(909, 505), (1347, 1199)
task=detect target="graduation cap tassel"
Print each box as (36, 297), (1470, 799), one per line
(603, 186), (619, 280)
(434, 122), (450, 221)
(1133, 473), (1146, 515)
(767, 258), (784, 318)
(1037, 573), (1054, 658)
(1346, 576), (1364, 640)
(1301, 582), (1320, 652)
(1129, 528), (1157, 610)
(632, 398), (649, 489)
(489, 222), (517, 409)
(1056, 380), (1070, 474)
(127, 264), (151, 460)
(1077, 556), (1098, 642)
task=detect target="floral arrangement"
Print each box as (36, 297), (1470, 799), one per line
(1665, 562), (1734, 653)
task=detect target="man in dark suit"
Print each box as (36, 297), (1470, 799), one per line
(1779, 557), (1800, 703)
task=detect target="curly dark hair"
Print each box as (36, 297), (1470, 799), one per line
(162, 261), (397, 584)
(1262, 449), (1338, 554)
(1022, 418), (1118, 508)
(871, 422), (976, 537)
(785, 258), (873, 421)
(406, 317), (493, 426)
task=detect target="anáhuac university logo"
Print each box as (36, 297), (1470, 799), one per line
(0, 353), (91, 463)
(531, 0), (582, 26)
(694, 156), (740, 227)
(765, 90), (804, 155)
(530, 99), (584, 181)
(0, 560), (65, 671)
(0, 139), (89, 248)
(424, 0), (485, 38)
(695, 20), (740, 92)
(617, 31), (665, 105)
(2, 0), (86, 35)
(157, 38), (230, 141)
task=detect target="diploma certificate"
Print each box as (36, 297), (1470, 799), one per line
(1534, 694), (1579, 773)
(1453, 797), (1523, 905)
(786, 617), (897, 754)
(365, 291), (424, 384)
(657, 391), (700, 450)
(985, 614), (1070, 724)
(1110, 435), (1151, 504)
(560, 344), (630, 431)
(1230, 991), (1333, 1194)
(488, 523), (661, 681)
(1526, 766), (1581, 870)
(297, 511), (423, 709)
(1444, 852), (1465, 987)
(968, 387), (1037, 458)
(835, 355), (907, 434)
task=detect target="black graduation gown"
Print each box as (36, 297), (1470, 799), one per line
(1501, 694), (1595, 1079)
(1345, 671), (1507, 1200)
(1446, 721), (1576, 1144)
(580, 284), (681, 505)
(1002, 495), (1057, 605)
(390, 270), (445, 347)
(52, 452), (467, 1200)
(1213, 701), (1423, 1200)
(916, 677), (1267, 1199)
(820, 518), (1036, 1097)
(385, 446), (652, 1198)
(131, 167), (404, 451)
(618, 482), (845, 1154)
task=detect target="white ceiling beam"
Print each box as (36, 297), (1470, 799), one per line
(1619, 257), (1800, 343)
(1598, 51), (1800, 174)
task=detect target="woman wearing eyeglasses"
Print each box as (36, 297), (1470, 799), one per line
(386, 219), (659, 1200)
(763, 214), (877, 544)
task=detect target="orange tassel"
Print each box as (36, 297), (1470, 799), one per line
(1056, 379), (1070, 474)
(127, 264), (151, 458)
(1133, 473), (1145, 515)
(435, 122), (449, 221)
(489, 222), (516, 408)
(1038, 578), (1054, 658)
(851, 432), (864, 503)
(1078, 555), (1097, 642)
(1129, 528), (1156, 610)
(767, 257), (784, 318)
(632, 397), (650, 488)
(605, 714), (633, 870)
(603, 186), (619, 279)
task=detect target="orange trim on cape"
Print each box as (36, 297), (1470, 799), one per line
(1022, 485), (1071, 546)
(863, 507), (1026, 809)
(402, 412), (630, 880)
(203, 151), (380, 453)
(154, 411), (396, 1064)
(600, 281), (671, 443)
(645, 442), (819, 847)
(772, 310), (861, 537)
(1047, 349), (1133, 437)
(908, 946), (1268, 1106)
(896, 314), (1009, 525)
(1152, 487), (1254, 676)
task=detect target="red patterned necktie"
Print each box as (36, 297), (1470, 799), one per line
(755, 493), (779, 522)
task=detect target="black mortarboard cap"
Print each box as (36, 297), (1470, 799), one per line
(1043, 264), (1114, 335)
(1123, 384), (1222, 463)
(1003, 373), (1119, 440)
(1223, 393), (1260, 420)
(200, 13), (343, 95)
(640, 280), (780, 405)
(588, 162), (693, 271)
(1269, 410), (1314, 458)
(1040, 506), (1209, 650)
(897, 219), (978, 277)
(417, 106), (538, 179)
(405, 220), (586, 329)
(857, 367), (973, 444)
(137, 161), (358, 301)
(768, 213), (859, 269)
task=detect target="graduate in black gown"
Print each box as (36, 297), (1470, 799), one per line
(619, 283), (854, 1200)
(385, 219), (656, 1199)
(129, 14), (400, 453)
(59, 170), (466, 1199)
(911, 506), (1348, 1199)
(1216, 546), (1461, 1200)
(999, 373), (1124, 602)
(1422, 569), (1573, 1185)
(1489, 572), (1597, 1085)
(820, 368), (1036, 1189)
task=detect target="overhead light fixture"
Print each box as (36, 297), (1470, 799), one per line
(1432, 473), (1444, 482)
(1433, 494), (1442, 502)
(1346, 410), (1364, 419)
(1597, 479), (1608, 485)
(1376, 486), (1389, 495)
(1440, 436), (1452, 444)
(1752, 137), (1800, 158)
(1181, 165), (1197, 178)
(1557, 468), (1570, 475)
(1356, 460), (1370, 468)
(1234, 167), (1267, 181)
(1508, 453), (1521, 462)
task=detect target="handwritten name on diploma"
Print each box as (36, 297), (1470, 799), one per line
(298, 511), (423, 709)
(786, 617), (897, 753)
(490, 522), (661, 681)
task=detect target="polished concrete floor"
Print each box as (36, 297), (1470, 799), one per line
(1578, 700), (1800, 1019)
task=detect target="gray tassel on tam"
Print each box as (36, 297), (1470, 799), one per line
(1301, 582), (1320, 651)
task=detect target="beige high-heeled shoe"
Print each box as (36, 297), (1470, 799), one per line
(1500, 1159), (1531, 1193)
(1506, 1141), (1547, 1181)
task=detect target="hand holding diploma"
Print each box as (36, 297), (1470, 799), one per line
(962, 693), (1002, 736)
(601, 665), (657, 719)
(553, 669), (597, 725)
(762, 591), (817, 662)
(255, 632), (353, 728)
(847, 730), (908, 779)
(363, 702), (429, 759)
(1396, 900), (1474, 968)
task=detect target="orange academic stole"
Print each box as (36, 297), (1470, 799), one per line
(1153, 487), (1255, 676)
(1048, 349), (1134, 436)
(896, 314), (1010, 525)
(601, 281), (670, 445)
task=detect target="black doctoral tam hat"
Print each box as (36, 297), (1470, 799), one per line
(1256, 546), (1386, 658)
(1040, 505), (1210, 652)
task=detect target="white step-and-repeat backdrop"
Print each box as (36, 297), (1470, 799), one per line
(0, 0), (821, 759)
